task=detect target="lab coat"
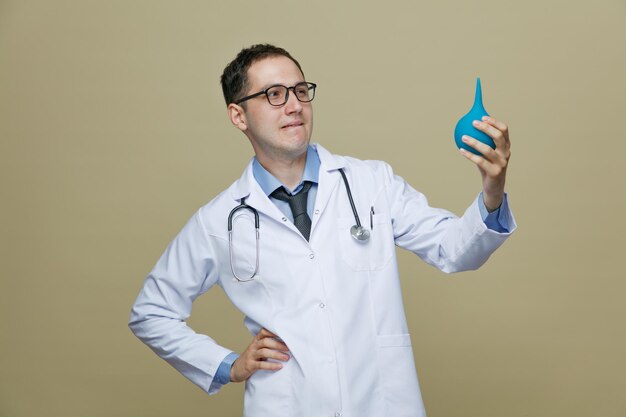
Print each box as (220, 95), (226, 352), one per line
(129, 143), (515, 417)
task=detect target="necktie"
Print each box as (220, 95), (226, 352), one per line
(271, 181), (313, 241)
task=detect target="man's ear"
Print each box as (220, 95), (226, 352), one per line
(227, 103), (247, 132)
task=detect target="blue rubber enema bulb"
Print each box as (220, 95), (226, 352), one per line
(454, 78), (495, 156)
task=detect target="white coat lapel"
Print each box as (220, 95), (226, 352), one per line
(230, 160), (302, 236)
(230, 146), (348, 240)
(310, 144), (346, 235)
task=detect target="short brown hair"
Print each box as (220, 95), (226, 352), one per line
(220, 44), (304, 106)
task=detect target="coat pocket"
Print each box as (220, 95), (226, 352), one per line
(336, 213), (394, 271)
(375, 334), (426, 417)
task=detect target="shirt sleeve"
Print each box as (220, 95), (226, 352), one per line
(209, 352), (240, 391)
(477, 192), (511, 233)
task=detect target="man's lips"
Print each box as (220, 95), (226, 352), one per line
(282, 121), (304, 129)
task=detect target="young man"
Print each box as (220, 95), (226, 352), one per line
(129, 44), (515, 417)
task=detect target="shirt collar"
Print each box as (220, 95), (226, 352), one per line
(252, 145), (321, 196)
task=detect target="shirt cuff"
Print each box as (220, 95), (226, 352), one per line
(209, 352), (239, 391)
(478, 192), (510, 233)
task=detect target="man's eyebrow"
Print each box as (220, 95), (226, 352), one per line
(256, 80), (306, 91)
(257, 83), (279, 91)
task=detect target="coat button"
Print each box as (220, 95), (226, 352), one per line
(309, 253), (315, 259)
(319, 302), (325, 309)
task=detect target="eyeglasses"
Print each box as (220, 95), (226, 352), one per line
(235, 82), (317, 106)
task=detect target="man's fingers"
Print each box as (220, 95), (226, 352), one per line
(459, 147), (487, 168)
(231, 328), (290, 383)
(255, 347), (290, 362)
(256, 360), (284, 371)
(256, 328), (287, 347)
(256, 328), (289, 351)
(461, 135), (497, 160)
(472, 120), (506, 149)
(480, 116), (510, 145)
(257, 328), (279, 339)
(258, 338), (289, 352)
(461, 134), (509, 170)
(459, 146), (506, 180)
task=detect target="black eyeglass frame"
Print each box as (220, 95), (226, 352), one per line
(234, 82), (317, 106)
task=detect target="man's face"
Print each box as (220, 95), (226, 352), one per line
(232, 55), (313, 165)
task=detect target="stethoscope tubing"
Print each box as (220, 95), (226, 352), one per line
(227, 197), (260, 282)
(227, 168), (368, 282)
(338, 168), (362, 229)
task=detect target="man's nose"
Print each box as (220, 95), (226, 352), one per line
(284, 90), (303, 113)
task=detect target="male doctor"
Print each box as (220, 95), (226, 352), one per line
(129, 44), (516, 417)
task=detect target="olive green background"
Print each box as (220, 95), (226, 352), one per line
(1, 1), (625, 416)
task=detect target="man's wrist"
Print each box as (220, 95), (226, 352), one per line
(483, 193), (503, 212)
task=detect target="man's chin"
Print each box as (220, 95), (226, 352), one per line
(281, 139), (310, 158)
(280, 132), (310, 147)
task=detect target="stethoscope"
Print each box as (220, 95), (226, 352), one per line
(227, 168), (369, 282)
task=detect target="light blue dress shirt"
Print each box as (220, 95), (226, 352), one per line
(211, 145), (510, 389)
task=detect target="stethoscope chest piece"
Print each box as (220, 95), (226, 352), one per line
(351, 225), (370, 242)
